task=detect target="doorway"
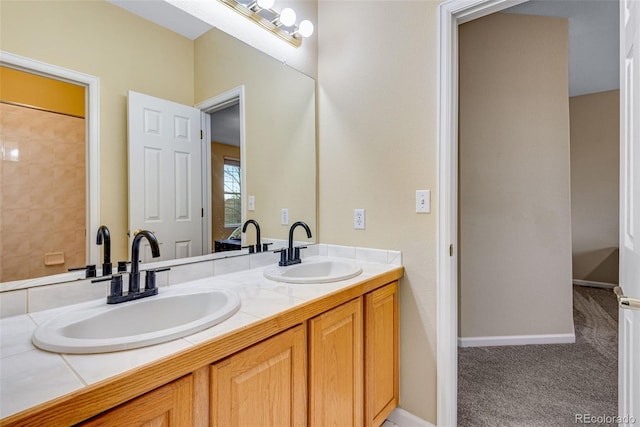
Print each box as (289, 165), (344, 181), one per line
(436, 1), (627, 425)
(197, 87), (246, 255)
(0, 52), (100, 282)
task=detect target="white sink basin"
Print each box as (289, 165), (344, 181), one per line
(263, 260), (363, 284)
(32, 288), (241, 354)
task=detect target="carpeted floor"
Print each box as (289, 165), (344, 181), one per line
(458, 285), (618, 426)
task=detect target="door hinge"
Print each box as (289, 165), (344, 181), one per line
(200, 130), (203, 140)
(201, 208), (204, 218)
(449, 244), (454, 257)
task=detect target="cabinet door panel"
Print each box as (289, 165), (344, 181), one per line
(79, 375), (193, 426)
(210, 325), (307, 427)
(309, 297), (363, 427)
(365, 282), (399, 427)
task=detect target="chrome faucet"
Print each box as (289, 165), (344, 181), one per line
(278, 221), (312, 266)
(96, 225), (112, 275)
(130, 230), (160, 293)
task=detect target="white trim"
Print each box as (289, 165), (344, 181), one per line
(436, 1), (528, 426)
(195, 86), (246, 250)
(572, 279), (617, 289)
(201, 111), (212, 254)
(386, 408), (436, 427)
(0, 51), (100, 268)
(458, 333), (576, 348)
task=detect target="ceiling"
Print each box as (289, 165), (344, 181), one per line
(504, 0), (619, 97)
(109, 0), (619, 97)
(107, 0), (212, 39)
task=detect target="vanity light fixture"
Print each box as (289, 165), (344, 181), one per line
(218, 0), (314, 47)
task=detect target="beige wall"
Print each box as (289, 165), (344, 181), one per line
(317, 1), (439, 422)
(0, 0), (195, 261)
(570, 90), (620, 284)
(458, 13), (574, 338)
(195, 28), (317, 244)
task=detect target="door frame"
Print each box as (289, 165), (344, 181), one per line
(437, 0), (630, 425)
(195, 86), (246, 253)
(0, 51), (100, 267)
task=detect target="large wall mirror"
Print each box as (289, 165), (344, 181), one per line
(0, 0), (316, 288)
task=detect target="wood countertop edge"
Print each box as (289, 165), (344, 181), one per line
(1, 266), (404, 427)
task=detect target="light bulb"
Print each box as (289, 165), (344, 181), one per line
(279, 8), (296, 26)
(298, 20), (313, 37)
(256, 0), (274, 9)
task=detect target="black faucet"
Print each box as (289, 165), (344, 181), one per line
(96, 225), (112, 275)
(278, 221), (312, 266)
(130, 230), (160, 293)
(242, 220), (261, 253)
(91, 230), (168, 304)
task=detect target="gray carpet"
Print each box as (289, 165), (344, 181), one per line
(458, 286), (618, 426)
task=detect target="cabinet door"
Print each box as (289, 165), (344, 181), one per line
(210, 325), (307, 427)
(365, 282), (399, 427)
(79, 375), (193, 426)
(309, 297), (363, 427)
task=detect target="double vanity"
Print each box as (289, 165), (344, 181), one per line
(0, 244), (403, 427)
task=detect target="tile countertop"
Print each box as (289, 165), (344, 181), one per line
(0, 252), (402, 420)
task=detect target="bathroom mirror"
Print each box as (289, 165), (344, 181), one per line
(0, 0), (316, 288)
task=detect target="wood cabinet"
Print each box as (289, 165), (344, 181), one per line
(309, 297), (363, 426)
(307, 282), (399, 427)
(365, 281), (399, 427)
(210, 325), (307, 427)
(79, 375), (193, 426)
(4, 267), (403, 427)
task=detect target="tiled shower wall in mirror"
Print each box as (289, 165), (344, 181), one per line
(0, 67), (86, 282)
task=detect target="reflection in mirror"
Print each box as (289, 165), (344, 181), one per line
(210, 102), (243, 253)
(0, 1), (315, 289)
(0, 68), (86, 282)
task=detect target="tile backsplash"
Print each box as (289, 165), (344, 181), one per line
(0, 244), (401, 318)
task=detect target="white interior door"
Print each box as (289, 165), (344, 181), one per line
(128, 90), (203, 262)
(619, 0), (640, 424)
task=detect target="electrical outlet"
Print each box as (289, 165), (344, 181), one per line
(354, 209), (365, 230)
(281, 208), (289, 225)
(416, 190), (430, 213)
(248, 195), (255, 211)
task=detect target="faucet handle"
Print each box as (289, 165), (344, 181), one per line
(144, 267), (170, 291)
(262, 243), (273, 252)
(274, 248), (288, 266)
(92, 274), (124, 301)
(293, 246), (308, 261)
(242, 245), (256, 254)
(69, 264), (97, 278)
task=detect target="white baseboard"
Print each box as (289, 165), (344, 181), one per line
(386, 408), (436, 427)
(458, 332), (575, 347)
(572, 279), (617, 289)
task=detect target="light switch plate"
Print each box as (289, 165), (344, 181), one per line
(281, 208), (289, 225)
(248, 195), (255, 211)
(416, 190), (430, 213)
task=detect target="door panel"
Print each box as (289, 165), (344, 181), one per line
(128, 91), (203, 261)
